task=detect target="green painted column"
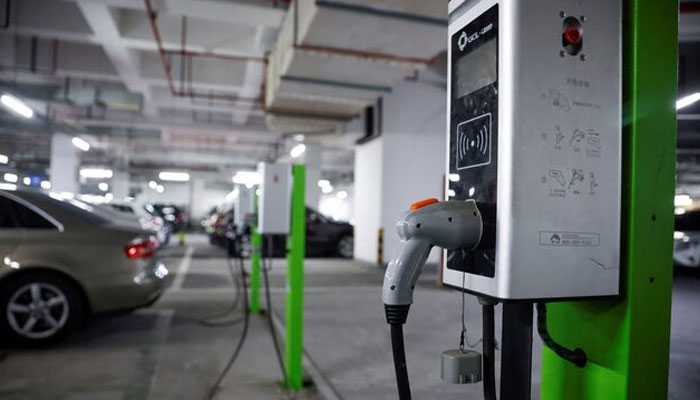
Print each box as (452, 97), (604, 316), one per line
(249, 189), (261, 315)
(286, 164), (306, 390)
(541, 1), (678, 399)
(250, 223), (261, 315)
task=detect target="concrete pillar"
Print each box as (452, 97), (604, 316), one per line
(188, 178), (205, 221)
(379, 78), (446, 265)
(351, 76), (446, 264)
(301, 142), (322, 209)
(49, 133), (79, 194)
(234, 184), (253, 229)
(111, 170), (130, 200)
(353, 138), (383, 263)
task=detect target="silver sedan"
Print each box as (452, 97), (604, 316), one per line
(0, 190), (168, 345)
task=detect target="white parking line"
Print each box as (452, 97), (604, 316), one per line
(170, 246), (194, 291)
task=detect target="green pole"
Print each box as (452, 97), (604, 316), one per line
(540, 1), (678, 399)
(286, 164), (306, 390)
(250, 190), (261, 315)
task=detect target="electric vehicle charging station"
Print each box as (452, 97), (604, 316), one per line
(255, 161), (307, 391)
(444, 0), (622, 300)
(382, 0), (678, 399)
(257, 162), (292, 235)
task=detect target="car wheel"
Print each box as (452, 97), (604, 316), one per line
(337, 235), (354, 258)
(0, 272), (84, 346)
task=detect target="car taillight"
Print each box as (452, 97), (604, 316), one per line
(125, 236), (159, 259)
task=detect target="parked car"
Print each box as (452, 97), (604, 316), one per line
(674, 210), (700, 268)
(234, 207), (353, 258)
(208, 205), (235, 248)
(146, 203), (186, 232)
(0, 190), (168, 345)
(98, 202), (170, 246)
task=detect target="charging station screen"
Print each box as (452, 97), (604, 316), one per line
(455, 39), (497, 100)
(448, 5), (498, 279)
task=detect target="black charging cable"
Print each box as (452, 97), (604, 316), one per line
(206, 255), (250, 400)
(480, 299), (497, 400)
(262, 235), (289, 387)
(536, 303), (587, 368)
(198, 254), (244, 327)
(385, 304), (412, 400)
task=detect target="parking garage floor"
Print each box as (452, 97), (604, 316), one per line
(0, 234), (699, 400)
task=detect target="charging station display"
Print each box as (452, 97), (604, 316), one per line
(447, 4), (498, 278)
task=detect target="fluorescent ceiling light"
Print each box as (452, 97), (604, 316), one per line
(290, 144), (306, 158)
(1, 94), (34, 118)
(677, 93), (700, 110)
(675, 194), (693, 207)
(72, 137), (90, 152)
(98, 182), (109, 192)
(0, 183), (17, 191)
(321, 185), (333, 194)
(159, 171), (190, 182)
(294, 134), (305, 142)
(23, 177), (31, 185)
(4, 173), (18, 183)
(449, 174), (460, 182)
(80, 168), (113, 179)
(156, 184), (165, 193)
(232, 171), (261, 186)
(317, 180), (330, 188)
(41, 181), (51, 189)
(337, 190), (348, 199)
(148, 180), (158, 189)
(0, 154), (8, 164)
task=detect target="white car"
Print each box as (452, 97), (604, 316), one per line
(97, 203), (170, 246)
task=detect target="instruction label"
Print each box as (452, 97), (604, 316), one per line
(539, 231), (600, 247)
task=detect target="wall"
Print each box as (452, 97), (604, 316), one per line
(353, 137), (383, 263)
(380, 78), (447, 264)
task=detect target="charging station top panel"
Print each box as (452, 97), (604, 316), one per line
(257, 163), (292, 235)
(443, 0), (622, 300)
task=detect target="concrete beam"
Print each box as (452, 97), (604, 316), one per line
(76, 1), (157, 115)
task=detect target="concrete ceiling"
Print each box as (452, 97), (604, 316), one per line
(0, 0), (349, 183)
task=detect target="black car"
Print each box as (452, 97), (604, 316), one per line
(145, 203), (187, 232)
(233, 208), (353, 258)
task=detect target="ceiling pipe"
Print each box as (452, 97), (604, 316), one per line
(143, 0), (356, 121)
(144, 0), (263, 104)
(294, 44), (435, 65)
(163, 48), (267, 64)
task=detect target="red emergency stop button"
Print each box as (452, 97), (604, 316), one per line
(561, 16), (583, 56)
(564, 27), (581, 45)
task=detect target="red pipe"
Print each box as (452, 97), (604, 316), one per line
(295, 43), (434, 65)
(144, 0), (263, 104)
(163, 48), (267, 64)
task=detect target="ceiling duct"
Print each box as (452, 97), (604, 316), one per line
(265, 0), (447, 123)
(265, 111), (344, 133)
